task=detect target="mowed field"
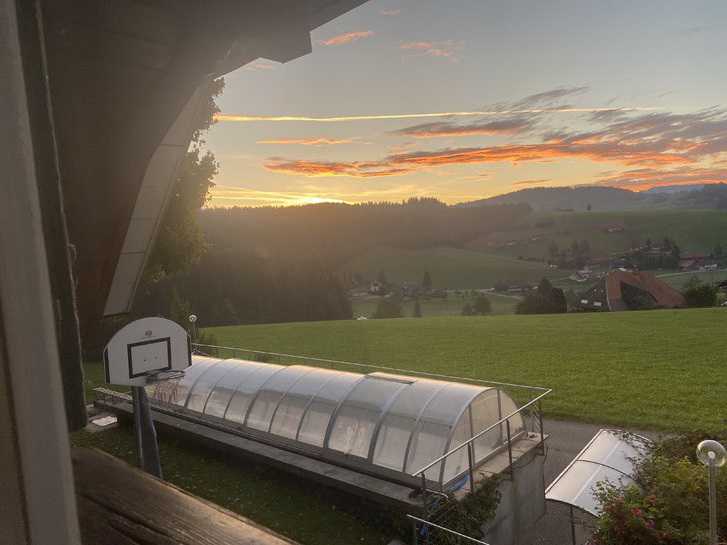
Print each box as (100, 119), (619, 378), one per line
(342, 246), (568, 289)
(209, 308), (727, 433)
(351, 292), (521, 317)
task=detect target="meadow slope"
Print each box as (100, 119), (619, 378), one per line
(209, 308), (727, 432)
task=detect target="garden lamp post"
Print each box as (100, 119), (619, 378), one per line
(188, 314), (198, 342)
(697, 439), (726, 545)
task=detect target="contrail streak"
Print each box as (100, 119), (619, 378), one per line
(215, 106), (662, 123)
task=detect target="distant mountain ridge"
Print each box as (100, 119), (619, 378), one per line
(459, 186), (644, 212)
(460, 184), (727, 212)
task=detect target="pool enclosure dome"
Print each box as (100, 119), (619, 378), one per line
(147, 356), (525, 489)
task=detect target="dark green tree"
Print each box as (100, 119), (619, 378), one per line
(140, 77), (224, 285)
(413, 298), (423, 318)
(516, 277), (567, 314)
(683, 279), (717, 308)
(422, 271), (432, 291)
(472, 295), (492, 315)
(461, 302), (474, 316)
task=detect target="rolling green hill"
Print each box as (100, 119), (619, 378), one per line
(480, 209), (727, 260)
(208, 308), (727, 433)
(342, 246), (569, 289)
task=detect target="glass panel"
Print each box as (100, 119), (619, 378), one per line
(204, 360), (270, 418)
(246, 366), (313, 431)
(224, 364), (284, 425)
(269, 369), (338, 439)
(372, 380), (444, 471)
(442, 413), (471, 484)
(185, 361), (238, 413)
(327, 377), (406, 458)
(297, 372), (361, 447)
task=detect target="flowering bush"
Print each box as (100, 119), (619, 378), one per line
(591, 433), (727, 545)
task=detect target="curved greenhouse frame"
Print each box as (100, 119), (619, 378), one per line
(147, 356), (525, 488)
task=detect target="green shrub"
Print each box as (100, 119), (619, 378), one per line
(592, 433), (727, 545)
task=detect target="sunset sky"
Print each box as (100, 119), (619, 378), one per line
(205, 0), (727, 207)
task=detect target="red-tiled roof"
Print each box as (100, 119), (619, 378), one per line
(605, 270), (686, 310)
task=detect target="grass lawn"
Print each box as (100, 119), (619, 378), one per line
(351, 292), (521, 318)
(341, 245), (568, 289)
(75, 362), (393, 545)
(208, 308), (727, 433)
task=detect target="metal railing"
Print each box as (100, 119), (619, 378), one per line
(407, 514), (489, 545)
(191, 342), (551, 496)
(411, 388), (550, 497)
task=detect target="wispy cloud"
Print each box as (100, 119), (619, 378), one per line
(595, 166), (727, 191)
(380, 8), (401, 16)
(401, 40), (463, 61)
(513, 178), (551, 186)
(394, 118), (533, 138)
(513, 86), (588, 109)
(256, 137), (357, 146)
(318, 31), (374, 46)
(215, 106), (658, 124)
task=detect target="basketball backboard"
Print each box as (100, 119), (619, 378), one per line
(103, 317), (191, 386)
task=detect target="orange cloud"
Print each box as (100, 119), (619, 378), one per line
(264, 137), (694, 179)
(264, 158), (411, 178)
(380, 9), (401, 16)
(257, 137), (356, 146)
(318, 31), (374, 46)
(401, 40), (463, 60)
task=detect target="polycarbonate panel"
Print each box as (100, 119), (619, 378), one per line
(185, 360), (238, 412)
(327, 377), (407, 458)
(579, 430), (650, 474)
(470, 390), (502, 462)
(499, 394), (525, 435)
(404, 383), (489, 478)
(405, 421), (449, 480)
(372, 380), (445, 471)
(224, 364), (284, 425)
(546, 461), (636, 516)
(546, 429), (651, 516)
(442, 412), (471, 483)
(148, 356), (220, 406)
(297, 372), (361, 447)
(269, 368), (339, 439)
(204, 360), (270, 418)
(246, 366), (314, 432)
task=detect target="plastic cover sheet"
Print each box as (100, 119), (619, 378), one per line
(545, 429), (650, 516)
(327, 376), (407, 458)
(297, 371), (361, 447)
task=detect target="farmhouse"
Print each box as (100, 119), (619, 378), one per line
(577, 270), (686, 311)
